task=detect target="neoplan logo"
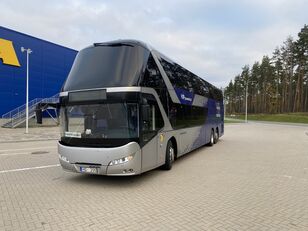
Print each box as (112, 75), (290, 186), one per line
(0, 38), (21, 67)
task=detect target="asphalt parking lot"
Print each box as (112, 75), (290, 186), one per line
(0, 123), (308, 231)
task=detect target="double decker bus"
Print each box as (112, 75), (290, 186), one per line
(58, 40), (224, 176)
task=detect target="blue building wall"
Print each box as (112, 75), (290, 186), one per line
(0, 26), (77, 116)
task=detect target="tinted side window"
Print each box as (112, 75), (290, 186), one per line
(160, 58), (212, 97)
(160, 59), (193, 93)
(141, 55), (164, 90)
(159, 57), (222, 101)
(192, 76), (210, 97)
(202, 81), (210, 97)
(214, 89), (223, 101)
(159, 58), (176, 84)
(140, 54), (169, 115)
(169, 103), (207, 129)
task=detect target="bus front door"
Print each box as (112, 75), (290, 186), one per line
(141, 104), (158, 172)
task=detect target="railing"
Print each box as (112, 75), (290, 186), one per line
(1, 93), (59, 128)
(2, 98), (43, 120)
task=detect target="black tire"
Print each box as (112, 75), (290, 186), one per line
(208, 129), (214, 146)
(162, 141), (175, 170)
(214, 128), (219, 144)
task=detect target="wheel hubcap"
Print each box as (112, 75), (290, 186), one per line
(169, 147), (174, 162)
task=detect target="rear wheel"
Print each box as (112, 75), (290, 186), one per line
(162, 141), (174, 170)
(208, 129), (214, 146)
(214, 128), (219, 144)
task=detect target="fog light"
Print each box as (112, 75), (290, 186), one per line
(59, 155), (69, 163)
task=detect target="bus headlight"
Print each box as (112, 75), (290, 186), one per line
(109, 154), (134, 166)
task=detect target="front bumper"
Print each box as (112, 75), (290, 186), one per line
(58, 142), (141, 176)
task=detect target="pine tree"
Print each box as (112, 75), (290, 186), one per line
(224, 25), (308, 114)
(293, 25), (308, 112)
(250, 62), (261, 113)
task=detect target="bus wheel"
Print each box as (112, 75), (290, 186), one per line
(214, 128), (219, 144)
(162, 141), (174, 170)
(208, 130), (214, 146)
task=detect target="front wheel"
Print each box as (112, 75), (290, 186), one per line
(162, 141), (174, 170)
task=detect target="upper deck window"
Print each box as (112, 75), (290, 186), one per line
(63, 44), (149, 91)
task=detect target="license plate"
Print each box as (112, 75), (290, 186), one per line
(80, 167), (98, 174)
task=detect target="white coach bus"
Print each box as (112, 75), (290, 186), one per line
(58, 40), (224, 176)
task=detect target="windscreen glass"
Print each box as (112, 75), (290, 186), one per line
(60, 103), (139, 140)
(63, 45), (149, 91)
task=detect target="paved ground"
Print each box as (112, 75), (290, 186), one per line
(0, 126), (59, 143)
(0, 123), (308, 231)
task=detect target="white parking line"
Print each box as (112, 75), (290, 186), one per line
(0, 164), (60, 174)
(0, 146), (56, 152)
(0, 150), (56, 156)
(0, 152), (29, 156)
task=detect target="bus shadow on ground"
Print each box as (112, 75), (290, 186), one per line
(173, 141), (220, 165)
(65, 168), (164, 187)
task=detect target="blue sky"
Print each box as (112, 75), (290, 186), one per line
(1, 0), (308, 87)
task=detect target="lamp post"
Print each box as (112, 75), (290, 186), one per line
(245, 83), (248, 123)
(21, 47), (32, 134)
(223, 87), (226, 120)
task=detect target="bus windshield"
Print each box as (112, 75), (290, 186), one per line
(60, 103), (139, 143)
(62, 45), (149, 91)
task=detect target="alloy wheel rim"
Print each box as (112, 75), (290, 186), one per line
(169, 147), (174, 162)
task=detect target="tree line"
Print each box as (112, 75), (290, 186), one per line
(224, 25), (308, 114)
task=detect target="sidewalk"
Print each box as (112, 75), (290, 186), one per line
(0, 126), (60, 143)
